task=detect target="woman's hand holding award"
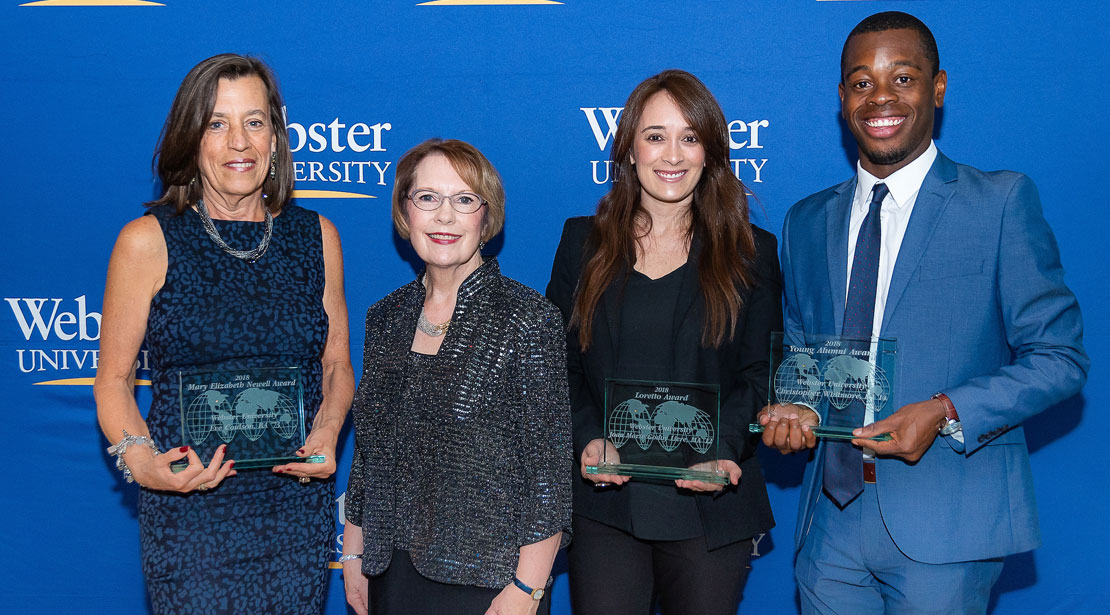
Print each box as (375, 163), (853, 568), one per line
(586, 379), (729, 486)
(175, 366), (326, 471)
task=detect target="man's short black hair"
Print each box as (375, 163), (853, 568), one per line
(841, 11), (940, 80)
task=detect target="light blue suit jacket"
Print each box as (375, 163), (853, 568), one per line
(782, 152), (1088, 563)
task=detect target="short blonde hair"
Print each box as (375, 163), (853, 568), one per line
(391, 139), (506, 242)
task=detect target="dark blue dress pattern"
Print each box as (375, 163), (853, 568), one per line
(139, 204), (334, 615)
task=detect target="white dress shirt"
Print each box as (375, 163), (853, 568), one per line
(844, 141), (961, 442)
(846, 140), (937, 332)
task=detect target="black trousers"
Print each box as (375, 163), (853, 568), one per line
(568, 515), (754, 615)
(368, 549), (552, 615)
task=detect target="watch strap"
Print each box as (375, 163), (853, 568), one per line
(512, 576), (550, 600)
(933, 392), (961, 435)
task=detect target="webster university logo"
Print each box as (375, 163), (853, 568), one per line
(4, 295), (149, 384)
(581, 107), (770, 186)
(283, 107), (395, 200)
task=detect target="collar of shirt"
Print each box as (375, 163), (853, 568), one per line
(853, 140), (938, 213)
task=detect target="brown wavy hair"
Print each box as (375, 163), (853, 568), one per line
(571, 69), (756, 349)
(146, 54), (294, 214)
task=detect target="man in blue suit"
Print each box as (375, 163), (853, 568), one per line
(758, 11), (1088, 614)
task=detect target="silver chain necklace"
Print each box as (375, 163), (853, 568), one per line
(196, 199), (273, 263)
(417, 308), (451, 337)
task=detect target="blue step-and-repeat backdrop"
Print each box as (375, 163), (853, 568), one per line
(1, 1), (1106, 613)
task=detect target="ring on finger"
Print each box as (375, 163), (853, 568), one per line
(299, 476), (310, 484)
(198, 483), (209, 491)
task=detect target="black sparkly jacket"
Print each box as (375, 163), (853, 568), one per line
(346, 258), (573, 589)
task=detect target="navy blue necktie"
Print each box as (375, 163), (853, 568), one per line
(823, 182), (887, 507)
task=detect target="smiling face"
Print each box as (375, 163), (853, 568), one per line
(839, 28), (947, 178)
(630, 91), (706, 210)
(197, 76), (276, 206)
(405, 153), (486, 275)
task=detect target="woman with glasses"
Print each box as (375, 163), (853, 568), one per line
(341, 138), (572, 615)
(546, 70), (782, 615)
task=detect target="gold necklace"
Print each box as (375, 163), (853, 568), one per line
(417, 308), (450, 337)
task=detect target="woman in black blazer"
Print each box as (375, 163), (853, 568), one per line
(545, 70), (782, 615)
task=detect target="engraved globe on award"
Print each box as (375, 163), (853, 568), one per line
(587, 379), (727, 485)
(750, 332), (896, 441)
(176, 366), (324, 470)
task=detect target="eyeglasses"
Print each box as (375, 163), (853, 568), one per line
(408, 189), (487, 214)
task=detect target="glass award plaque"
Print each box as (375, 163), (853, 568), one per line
(586, 379), (728, 485)
(175, 366), (325, 470)
(749, 333), (896, 442)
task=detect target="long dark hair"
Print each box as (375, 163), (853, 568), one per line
(146, 53), (294, 214)
(571, 69), (756, 349)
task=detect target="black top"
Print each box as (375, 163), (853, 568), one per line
(346, 258), (573, 589)
(546, 217), (782, 550)
(618, 267), (685, 378)
(618, 265), (703, 540)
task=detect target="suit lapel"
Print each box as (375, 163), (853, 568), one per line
(671, 231), (702, 341)
(377, 282), (422, 398)
(601, 271), (623, 361)
(826, 180), (855, 335)
(881, 153), (958, 332)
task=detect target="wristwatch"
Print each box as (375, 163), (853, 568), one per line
(512, 576), (550, 601)
(933, 392), (961, 436)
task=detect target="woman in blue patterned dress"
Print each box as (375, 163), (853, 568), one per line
(94, 54), (355, 614)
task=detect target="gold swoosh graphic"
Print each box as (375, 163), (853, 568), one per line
(35, 377), (152, 386)
(418, 1), (562, 5)
(292, 190), (376, 199)
(21, 1), (164, 6)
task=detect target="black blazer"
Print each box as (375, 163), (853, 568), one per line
(545, 216), (781, 549)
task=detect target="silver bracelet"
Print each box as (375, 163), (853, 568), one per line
(106, 429), (161, 483)
(337, 554), (362, 563)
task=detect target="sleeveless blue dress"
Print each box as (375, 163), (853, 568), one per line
(139, 204), (334, 615)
